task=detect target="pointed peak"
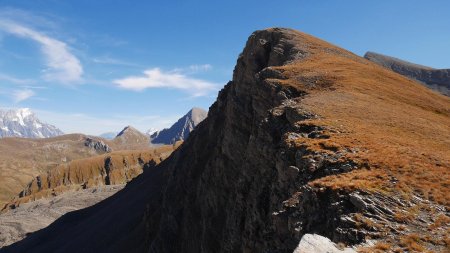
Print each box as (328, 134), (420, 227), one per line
(116, 125), (144, 137)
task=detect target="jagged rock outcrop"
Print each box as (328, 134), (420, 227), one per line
(3, 28), (449, 253)
(150, 107), (207, 144)
(0, 108), (63, 138)
(84, 137), (112, 153)
(364, 51), (450, 96)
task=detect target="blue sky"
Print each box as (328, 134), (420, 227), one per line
(0, 0), (449, 135)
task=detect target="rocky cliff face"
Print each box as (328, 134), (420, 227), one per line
(364, 51), (450, 96)
(144, 28), (365, 252)
(4, 28), (449, 253)
(0, 108), (63, 138)
(150, 107), (207, 144)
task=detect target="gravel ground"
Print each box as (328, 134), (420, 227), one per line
(0, 184), (124, 248)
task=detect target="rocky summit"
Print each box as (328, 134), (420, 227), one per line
(3, 28), (450, 253)
(150, 107), (207, 145)
(364, 51), (450, 96)
(0, 108), (63, 138)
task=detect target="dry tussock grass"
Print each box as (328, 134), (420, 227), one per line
(272, 36), (450, 207)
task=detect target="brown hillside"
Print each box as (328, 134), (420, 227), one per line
(0, 134), (110, 206)
(4, 144), (179, 210)
(112, 125), (150, 150)
(0, 130), (157, 207)
(4, 28), (450, 253)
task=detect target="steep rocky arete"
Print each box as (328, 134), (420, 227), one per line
(3, 28), (449, 253)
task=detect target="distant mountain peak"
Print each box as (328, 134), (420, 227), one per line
(150, 107), (207, 145)
(114, 125), (149, 145)
(116, 125), (140, 137)
(0, 108), (63, 138)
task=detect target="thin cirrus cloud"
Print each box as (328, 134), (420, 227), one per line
(92, 56), (141, 67)
(0, 73), (35, 85)
(12, 89), (35, 103)
(0, 19), (83, 84)
(113, 68), (218, 96)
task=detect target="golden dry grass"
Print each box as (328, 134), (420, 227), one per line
(271, 30), (450, 207)
(0, 134), (107, 205)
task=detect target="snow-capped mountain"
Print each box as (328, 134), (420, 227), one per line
(145, 128), (158, 137)
(0, 108), (64, 138)
(150, 107), (207, 145)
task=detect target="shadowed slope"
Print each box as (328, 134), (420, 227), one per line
(4, 28), (449, 253)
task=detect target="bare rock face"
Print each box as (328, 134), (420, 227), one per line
(364, 51), (450, 96)
(84, 137), (112, 153)
(294, 234), (356, 253)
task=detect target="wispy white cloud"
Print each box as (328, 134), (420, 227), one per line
(113, 68), (218, 96)
(12, 89), (35, 103)
(92, 56), (140, 67)
(0, 73), (35, 85)
(188, 64), (212, 72)
(171, 64), (213, 74)
(0, 18), (83, 84)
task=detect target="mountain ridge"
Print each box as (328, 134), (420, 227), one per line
(3, 28), (449, 253)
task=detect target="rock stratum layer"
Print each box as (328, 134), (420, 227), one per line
(4, 28), (450, 253)
(364, 51), (450, 96)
